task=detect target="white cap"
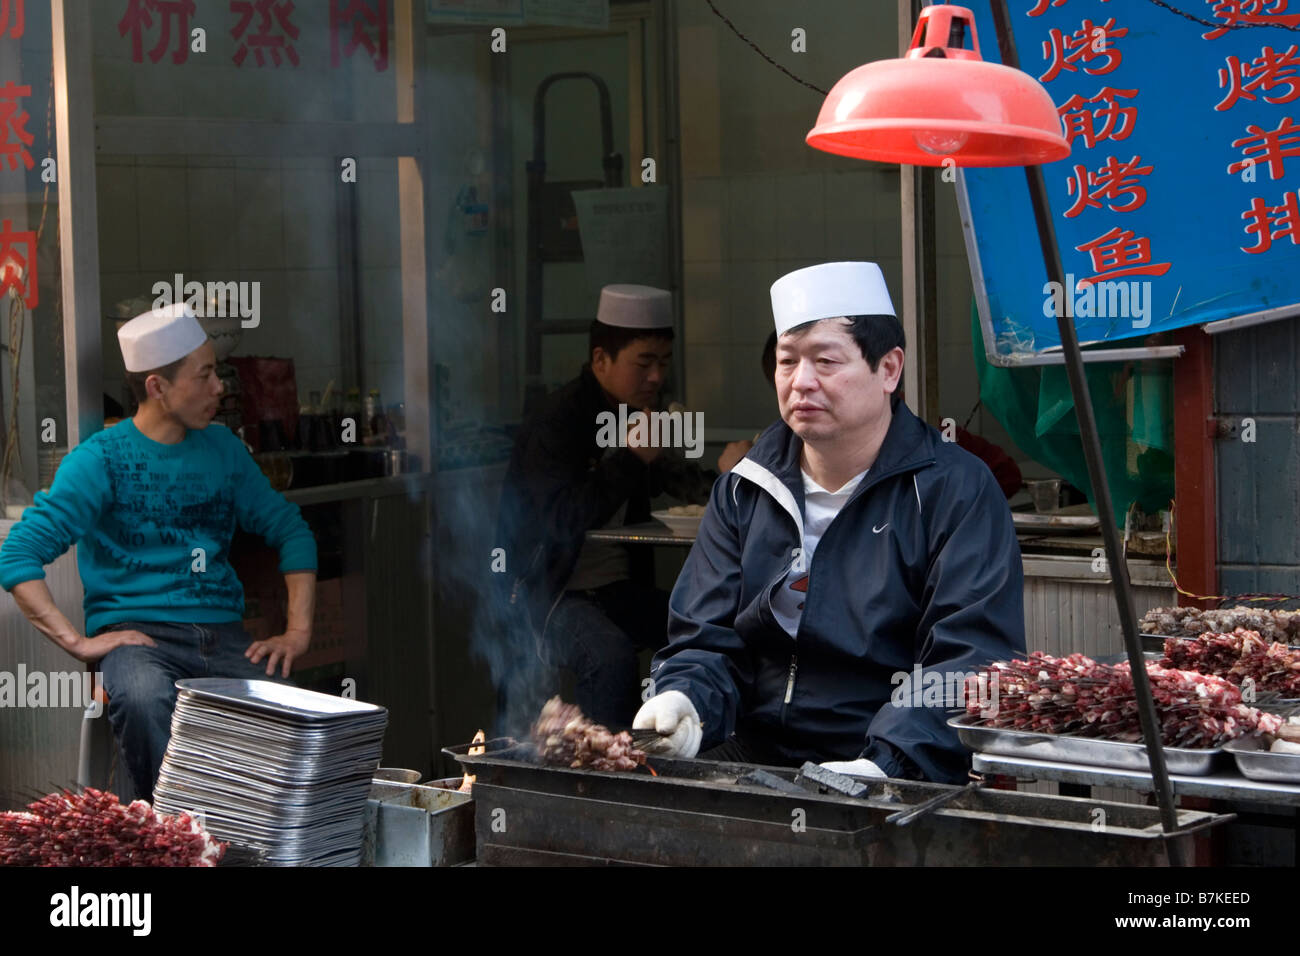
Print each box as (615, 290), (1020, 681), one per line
(769, 262), (895, 336)
(596, 284), (673, 330)
(117, 303), (208, 372)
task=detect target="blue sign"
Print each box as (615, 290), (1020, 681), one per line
(960, 0), (1300, 355)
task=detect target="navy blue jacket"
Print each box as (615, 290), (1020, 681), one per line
(650, 402), (1026, 783)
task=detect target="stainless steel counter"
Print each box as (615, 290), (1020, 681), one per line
(283, 472), (434, 506)
(973, 752), (1300, 807)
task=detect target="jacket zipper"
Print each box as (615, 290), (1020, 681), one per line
(781, 654), (798, 724)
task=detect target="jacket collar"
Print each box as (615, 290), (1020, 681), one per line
(731, 400), (937, 540)
(749, 399), (935, 485)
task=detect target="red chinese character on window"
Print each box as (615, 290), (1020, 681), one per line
(1228, 115), (1300, 179)
(1064, 156), (1153, 218)
(0, 82), (33, 172)
(1058, 86), (1138, 149)
(330, 0), (388, 72)
(1040, 18), (1128, 83)
(118, 0), (195, 64)
(1202, 1), (1300, 42)
(1241, 190), (1300, 252)
(1075, 227), (1172, 285)
(0, 220), (37, 309)
(1, 0), (24, 38)
(1217, 45), (1300, 110)
(231, 0), (300, 68)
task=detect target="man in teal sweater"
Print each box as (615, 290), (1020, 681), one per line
(0, 303), (318, 801)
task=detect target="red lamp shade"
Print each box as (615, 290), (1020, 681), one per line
(807, 4), (1070, 167)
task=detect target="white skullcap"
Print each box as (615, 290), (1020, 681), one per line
(596, 284), (673, 330)
(770, 262), (895, 336)
(117, 302), (208, 372)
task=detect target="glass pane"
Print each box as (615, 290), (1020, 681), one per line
(0, 0), (64, 508)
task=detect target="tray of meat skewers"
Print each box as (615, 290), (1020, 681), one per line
(949, 651), (1283, 775)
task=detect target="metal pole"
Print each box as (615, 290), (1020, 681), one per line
(51, 1), (103, 449)
(990, 0), (1186, 866)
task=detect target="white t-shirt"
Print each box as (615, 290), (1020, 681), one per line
(770, 467), (868, 637)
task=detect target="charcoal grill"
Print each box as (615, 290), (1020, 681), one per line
(446, 739), (1232, 866)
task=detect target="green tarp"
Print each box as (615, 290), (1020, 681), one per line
(971, 303), (1175, 526)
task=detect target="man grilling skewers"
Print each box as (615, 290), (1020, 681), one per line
(0, 304), (317, 801)
(495, 285), (751, 729)
(634, 262), (1026, 784)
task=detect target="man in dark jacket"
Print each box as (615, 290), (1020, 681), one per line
(634, 262), (1025, 784)
(493, 285), (749, 730)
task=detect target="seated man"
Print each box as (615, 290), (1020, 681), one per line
(495, 284), (749, 729)
(635, 262), (1026, 783)
(0, 304), (317, 801)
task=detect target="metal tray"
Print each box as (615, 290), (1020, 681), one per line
(1224, 736), (1300, 783)
(949, 714), (1225, 775)
(175, 678), (388, 721)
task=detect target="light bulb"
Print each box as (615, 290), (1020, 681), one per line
(913, 128), (970, 156)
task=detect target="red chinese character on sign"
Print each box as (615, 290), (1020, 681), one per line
(1040, 18), (1128, 83)
(231, 0), (300, 68)
(1228, 115), (1300, 179)
(1075, 227), (1172, 285)
(118, 0), (195, 64)
(1, 0), (24, 38)
(1058, 87), (1138, 149)
(0, 220), (37, 309)
(1028, 0), (1110, 15)
(1064, 156), (1153, 218)
(0, 82), (33, 172)
(1241, 190), (1300, 252)
(330, 0), (388, 72)
(1202, 1), (1300, 42)
(1217, 45), (1300, 110)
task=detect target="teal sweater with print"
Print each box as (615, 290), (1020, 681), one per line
(0, 419), (317, 636)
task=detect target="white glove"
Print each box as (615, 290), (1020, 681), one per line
(633, 690), (702, 758)
(819, 758), (888, 779)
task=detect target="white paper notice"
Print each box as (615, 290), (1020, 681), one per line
(426, 0), (525, 24)
(573, 186), (671, 299)
(524, 0), (609, 28)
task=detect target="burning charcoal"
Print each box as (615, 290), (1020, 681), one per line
(531, 698), (648, 772)
(0, 788), (225, 867)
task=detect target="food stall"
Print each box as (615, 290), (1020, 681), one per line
(0, 0), (1298, 891)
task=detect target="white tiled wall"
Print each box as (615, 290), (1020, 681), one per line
(97, 152), (404, 414)
(91, 0), (405, 416)
(676, 0), (1023, 461)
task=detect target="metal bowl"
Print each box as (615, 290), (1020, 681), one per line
(372, 767), (421, 785)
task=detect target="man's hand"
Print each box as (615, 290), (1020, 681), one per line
(716, 440), (753, 473)
(633, 690), (702, 758)
(245, 628), (311, 678)
(625, 407), (662, 465)
(820, 758), (887, 779)
(69, 629), (156, 663)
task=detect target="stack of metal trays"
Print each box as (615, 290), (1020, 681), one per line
(153, 678), (388, 866)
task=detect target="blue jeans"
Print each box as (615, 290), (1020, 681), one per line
(96, 620), (292, 802)
(543, 580), (670, 729)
